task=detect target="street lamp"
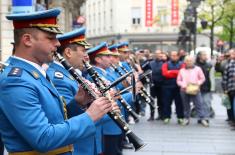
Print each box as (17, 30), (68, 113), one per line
(186, 0), (203, 54)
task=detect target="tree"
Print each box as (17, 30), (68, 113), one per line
(217, 1), (235, 49)
(198, 0), (230, 55)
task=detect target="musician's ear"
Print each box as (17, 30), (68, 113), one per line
(94, 57), (101, 64)
(64, 47), (72, 59)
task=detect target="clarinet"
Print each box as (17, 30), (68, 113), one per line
(113, 64), (155, 110)
(120, 63), (155, 101)
(83, 60), (139, 122)
(54, 52), (146, 151)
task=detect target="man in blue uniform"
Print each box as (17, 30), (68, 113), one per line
(0, 8), (112, 155)
(116, 42), (132, 72)
(116, 42), (147, 118)
(87, 42), (125, 155)
(0, 63), (5, 155)
(46, 27), (100, 155)
(107, 44), (136, 122)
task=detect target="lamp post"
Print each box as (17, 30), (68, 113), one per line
(186, 0), (203, 54)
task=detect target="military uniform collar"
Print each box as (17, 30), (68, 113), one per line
(53, 60), (64, 68)
(13, 56), (46, 77)
(93, 66), (107, 75)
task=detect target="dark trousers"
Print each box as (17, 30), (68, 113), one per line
(162, 86), (184, 119)
(227, 91), (235, 121)
(0, 136), (3, 155)
(103, 134), (123, 155)
(135, 94), (146, 115)
(151, 86), (163, 118)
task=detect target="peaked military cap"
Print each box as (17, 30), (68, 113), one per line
(57, 27), (92, 49)
(116, 42), (131, 52)
(6, 8), (62, 34)
(87, 42), (113, 59)
(108, 44), (120, 56)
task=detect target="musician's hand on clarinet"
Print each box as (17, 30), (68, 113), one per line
(86, 97), (112, 122)
(74, 85), (90, 106)
(111, 101), (121, 113)
(108, 89), (119, 100)
(84, 79), (101, 97)
(136, 81), (143, 92)
(74, 80), (101, 106)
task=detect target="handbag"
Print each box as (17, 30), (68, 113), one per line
(185, 83), (200, 95)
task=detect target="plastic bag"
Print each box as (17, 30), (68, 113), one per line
(222, 94), (231, 109)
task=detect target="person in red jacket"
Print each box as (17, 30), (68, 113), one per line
(161, 51), (185, 124)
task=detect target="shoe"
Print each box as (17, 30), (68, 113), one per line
(177, 118), (184, 125)
(122, 143), (134, 149)
(147, 116), (154, 121)
(209, 108), (215, 118)
(135, 119), (140, 123)
(140, 111), (145, 117)
(229, 122), (235, 127)
(183, 119), (190, 126)
(163, 118), (170, 124)
(200, 119), (209, 127)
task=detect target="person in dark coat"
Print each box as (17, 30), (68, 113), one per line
(196, 51), (214, 119)
(148, 50), (164, 120)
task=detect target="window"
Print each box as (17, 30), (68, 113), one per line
(131, 7), (141, 25)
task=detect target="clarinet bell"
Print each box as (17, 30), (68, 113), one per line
(126, 131), (146, 151)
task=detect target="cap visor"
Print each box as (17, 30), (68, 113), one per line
(76, 40), (92, 49)
(38, 27), (63, 34)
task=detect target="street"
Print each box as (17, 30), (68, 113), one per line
(124, 93), (235, 155)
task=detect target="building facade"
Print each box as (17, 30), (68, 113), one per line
(83, 0), (189, 51)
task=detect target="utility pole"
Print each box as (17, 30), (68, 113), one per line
(193, 6), (197, 54)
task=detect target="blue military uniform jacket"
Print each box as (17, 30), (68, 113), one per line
(106, 66), (134, 109)
(0, 57), (96, 154)
(47, 62), (96, 155)
(120, 61), (132, 72)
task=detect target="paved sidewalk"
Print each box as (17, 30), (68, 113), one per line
(124, 93), (235, 155)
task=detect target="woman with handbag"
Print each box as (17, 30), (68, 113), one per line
(177, 55), (209, 127)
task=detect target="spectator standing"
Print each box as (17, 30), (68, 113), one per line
(222, 49), (235, 123)
(161, 51), (185, 125)
(215, 52), (231, 75)
(177, 56), (209, 127)
(178, 49), (187, 61)
(149, 50), (164, 120)
(196, 51), (215, 118)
